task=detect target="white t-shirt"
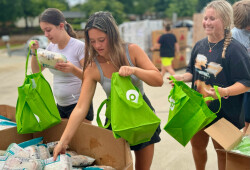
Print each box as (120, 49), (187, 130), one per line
(46, 37), (84, 106)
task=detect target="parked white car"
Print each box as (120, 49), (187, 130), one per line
(25, 35), (49, 56)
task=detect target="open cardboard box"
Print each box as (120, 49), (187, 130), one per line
(0, 105), (133, 170)
(205, 118), (250, 170)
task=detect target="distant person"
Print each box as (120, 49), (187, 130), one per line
(168, 0), (250, 169)
(151, 24), (180, 76)
(30, 8), (94, 123)
(232, 0), (250, 133)
(53, 11), (163, 170)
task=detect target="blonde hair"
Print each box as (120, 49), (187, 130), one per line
(233, 0), (250, 29)
(83, 11), (125, 71)
(205, 0), (233, 58)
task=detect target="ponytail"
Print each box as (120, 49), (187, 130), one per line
(65, 23), (78, 38)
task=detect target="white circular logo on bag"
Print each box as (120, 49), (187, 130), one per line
(126, 90), (139, 103)
(169, 98), (175, 111)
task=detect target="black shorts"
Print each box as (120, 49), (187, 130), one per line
(105, 94), (161, 151)
(57, 102), (94, 121)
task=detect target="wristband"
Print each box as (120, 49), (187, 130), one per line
(30, 50), (36, 56)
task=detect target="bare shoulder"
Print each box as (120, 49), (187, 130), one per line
(83, 61), (101, 82)
(127, 43), (147, 62)
(127, 43), (144, 54)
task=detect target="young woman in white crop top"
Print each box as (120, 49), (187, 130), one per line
(53, 11), (163, 170)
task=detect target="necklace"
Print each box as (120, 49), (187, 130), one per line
(103, 57), (111, 64)
(208, 41), (219, 52)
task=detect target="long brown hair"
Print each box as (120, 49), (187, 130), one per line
(205, 0), (233, 58)
(233, 0), (250, 29)
(83, 11), (126, 72)
(39, 8), (77, 38)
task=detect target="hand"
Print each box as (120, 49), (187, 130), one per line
(29, 40), (39, 52)
(167, 75), (184, 87)
(204, 87), (228, 99)
(119, 66), (136, 76)
(55, 61), (74, 73)
(53, 142), (67, 161)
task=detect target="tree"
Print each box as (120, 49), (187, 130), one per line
(165, 0), (198, 18)
(78, 0), (125, 24)
(0, 0), (22, 27)
(20, 0), (43, 29)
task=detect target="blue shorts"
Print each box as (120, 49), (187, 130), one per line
(57, 103), (94, 121)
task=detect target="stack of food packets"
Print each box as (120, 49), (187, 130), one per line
(0, 137), (116, 170)
(37, 48), (67, 69)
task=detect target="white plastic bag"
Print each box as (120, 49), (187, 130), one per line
(37, 48), (67, 69)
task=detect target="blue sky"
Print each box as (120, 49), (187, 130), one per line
(67, 0), (86, 7)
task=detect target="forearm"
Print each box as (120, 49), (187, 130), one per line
(224, 82), (249, 97)
(59, 106), (87, 147)
(72, 66), (83, 80)
(133, 67), (163, 86)
(31, 54), (44, 73)
(181, 72), (193, 82)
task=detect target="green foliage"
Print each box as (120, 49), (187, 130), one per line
(80, 0), (125, 24)
(0, 0), (22, 25)
(165, 0), (198, 18)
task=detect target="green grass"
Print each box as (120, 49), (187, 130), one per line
(0, 44), (24, 50)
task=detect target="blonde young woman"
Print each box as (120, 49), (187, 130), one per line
(169, 1), (250, 170)
(53, 11), (163, 170)
(30, 8), (94, 123)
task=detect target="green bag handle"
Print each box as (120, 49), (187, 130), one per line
(26, 41), (41, 76)
(169, 75), (221, 114)
(96, 99), (111, 129)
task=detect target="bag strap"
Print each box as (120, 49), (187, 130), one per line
(96, 99), (111, 129)
(26, 41), (41, 76)
(204, 86), (221, 114)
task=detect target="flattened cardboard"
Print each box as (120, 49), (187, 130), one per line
(204, 118), (243, 151)
(0, 105), (133, 170)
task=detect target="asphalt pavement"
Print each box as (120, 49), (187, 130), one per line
(0, 47), (218, 170)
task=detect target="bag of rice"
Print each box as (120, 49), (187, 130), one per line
(44, 154), (72, 170)
(37, 48), (67, 69)
(72, 155), (95, 167)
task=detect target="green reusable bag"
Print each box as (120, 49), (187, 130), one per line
(15, 41), (61, 134)
(97, 72), (161, 146)
(164, 76), (221, 146)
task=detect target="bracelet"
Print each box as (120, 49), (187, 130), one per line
(30, 51), (35, 56)
(58, 141), (69, 149)
(223, 87), (229, 99)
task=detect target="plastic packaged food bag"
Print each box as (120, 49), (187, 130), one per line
(231, 135), (250, 156)
(83, 165), (116, 170)
(71, 155), (95, 167)
(3, 156), (44, 170)
(37, 48), (67, 69)
(44, 154), (72, 170)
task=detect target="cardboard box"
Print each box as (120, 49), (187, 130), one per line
(0, 105), (133, 170)
(205, 118), (250, 170)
